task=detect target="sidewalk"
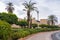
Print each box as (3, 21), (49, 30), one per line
(22, 31), (60, 40)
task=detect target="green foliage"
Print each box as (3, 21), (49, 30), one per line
(12, 32), (21, 40)
(23, 0), (38, 28)
(39, 24), (48, 28)
(32, 24), (38, 28)
(39, 24), (59, 28)
(12, 29), (30, 40)
(0, 20), (12, 40)
(48, 15), (58, 25)
(0, 12), (18, 24)
(17, 20), (28, 28)
(12, 28), (60, 40)
(18, 30), (30, 38)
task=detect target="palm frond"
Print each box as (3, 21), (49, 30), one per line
(23, 3), (29, 9)
(34, 8), (39, 13)
(7, 2), (13, 6)
(29, 0), (31, 4)
(23, 0), (38, 13)
(48, 15), (58, 24)
(31, 3), (36, 6)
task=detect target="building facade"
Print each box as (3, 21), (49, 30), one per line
(18, 18), (49, 25)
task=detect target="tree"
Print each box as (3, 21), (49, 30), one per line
(23, 0), (38, 28)
(6, 2), (14, 13)
(0, 12), (18, 24)
(18, 20), (28, 28)
(48, 15), (58, 25)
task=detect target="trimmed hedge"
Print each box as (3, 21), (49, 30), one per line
(39, 24), (59, 28)
(32, 24), (38, 28)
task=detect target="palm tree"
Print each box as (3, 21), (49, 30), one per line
(23, 0), (38, 28)
(6, 2), (14, 13)
(48, 15), (58, 25)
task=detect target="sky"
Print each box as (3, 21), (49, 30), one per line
(0, 0), (60, 24)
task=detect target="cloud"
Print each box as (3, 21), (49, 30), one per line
(0, 0), (60, 24)
(0, 2), (6, 12)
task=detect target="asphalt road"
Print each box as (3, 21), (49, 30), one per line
(51, 32), (60, 40)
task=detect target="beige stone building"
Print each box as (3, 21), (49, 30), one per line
(18, 18), (23, 21)
(58, 24), (60, 27)
(18, 18), (49, 25)
(32, 18), (40, 24)
(40, 19), (48, 25)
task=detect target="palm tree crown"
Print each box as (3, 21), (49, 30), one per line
(23, 0), (38, 12)
(6, 2), (14, 13)
(48, 15), (58, 25)
(23, 0), (38, 28)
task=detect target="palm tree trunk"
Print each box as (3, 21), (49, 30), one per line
(51, 20), (54, 25)
(30, 15), (32, 28)
(27, 10), (30, 28)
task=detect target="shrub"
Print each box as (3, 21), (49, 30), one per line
(39, 24), (59, 28)
(0, 20), (12, 40)
(12, 29), (30, 40)
(12, 28), (60, 40)
(18, 31), (30, 38)
(0, 12), (18, 24)
(39, 24), (48, 28)
(32, 24), (38, 28)
(12, 32), (21, 40)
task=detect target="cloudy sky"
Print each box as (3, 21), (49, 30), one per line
(0, 0), (60, 24)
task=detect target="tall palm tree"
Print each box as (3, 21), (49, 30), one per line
(6, 2), (14, 13)
(23, 0), (38, 28)
(48, 15), (58, 25)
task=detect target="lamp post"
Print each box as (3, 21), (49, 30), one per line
(37, 11), (39, 27)
(37, 11), (39, 21)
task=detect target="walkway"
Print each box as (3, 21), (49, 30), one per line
(24, 31), (60, 40)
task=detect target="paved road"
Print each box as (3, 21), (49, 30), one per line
(52, 32), (60, 40)
(25, 31), (60, 40)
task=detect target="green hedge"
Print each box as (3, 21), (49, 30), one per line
(39, 24), (59, 28)
(32, 24), (38, 28)
(12, 28), (60, 40)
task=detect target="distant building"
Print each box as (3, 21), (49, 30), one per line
(58, 24), (60, 27)
(18, 18), (23, 21)
(32, 18), (40, 25)
(40, 19), (48, 25)
(18, 18), (52, 25)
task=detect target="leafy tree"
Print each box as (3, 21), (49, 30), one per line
(6, 2), (14, 13)
(48, 15), (58, 25)
(23, 0), (38, 28)
(18, 20), (28, 28)
(0, 12), (18, 24)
